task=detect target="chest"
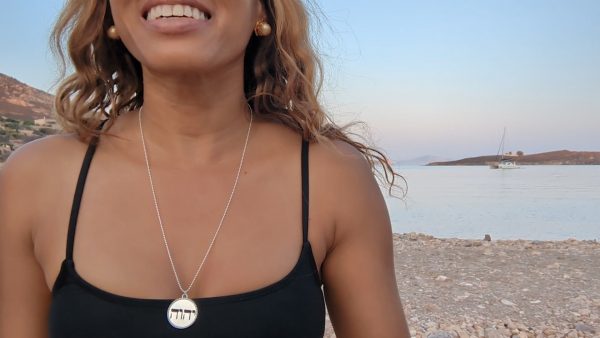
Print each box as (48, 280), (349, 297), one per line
(33, 154), (330, 300)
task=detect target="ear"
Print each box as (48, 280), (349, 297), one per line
(256, 0), (267, 20)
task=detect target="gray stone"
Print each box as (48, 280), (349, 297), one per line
(435, 275), (449, 282)
(424, 303), (442, 312)
(501, 299), (517, 306)
(497, 328), (511, 336)
(484, 327), (502, 338)
(427, 331), (455, 338)
(575, 323), (596, 333)
(566, 330), (578, 338)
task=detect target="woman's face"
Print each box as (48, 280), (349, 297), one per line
(108, 0), (264, 75)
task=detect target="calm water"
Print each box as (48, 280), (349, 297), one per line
(385, 165), (600, 240)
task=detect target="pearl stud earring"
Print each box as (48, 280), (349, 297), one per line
(107, 25), (120, 40)
(254, 20), (272, 37)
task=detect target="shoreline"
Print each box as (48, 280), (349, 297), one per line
(324, 233), (600, 338)
(389, 232), (600, 242)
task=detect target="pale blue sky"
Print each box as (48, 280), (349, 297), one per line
(1, 1), (599, 160)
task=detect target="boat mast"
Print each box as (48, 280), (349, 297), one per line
(495, 127), (506, 161)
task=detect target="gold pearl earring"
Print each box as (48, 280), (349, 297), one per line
(254, 20), (272, 37)
(107, 25), (120, 40)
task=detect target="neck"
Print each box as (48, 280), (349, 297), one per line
(132, 62), (252, 166)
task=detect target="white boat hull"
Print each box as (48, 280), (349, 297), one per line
(499, 162), (520, 169)
(490, 160), (520, 169)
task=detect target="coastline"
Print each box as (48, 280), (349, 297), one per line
(324, 233), (600, 338)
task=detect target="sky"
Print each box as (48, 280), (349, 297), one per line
(1, 1), (599, 161)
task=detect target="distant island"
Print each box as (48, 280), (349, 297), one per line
(428, 150), (600, 166)
(395, 155), (452, 166)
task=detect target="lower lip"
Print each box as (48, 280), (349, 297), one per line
(142, 16), (210, 34)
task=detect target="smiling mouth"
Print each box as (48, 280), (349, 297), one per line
(144, 4), (212, 21)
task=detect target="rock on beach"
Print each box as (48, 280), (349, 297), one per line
(323, 233), (600, 338)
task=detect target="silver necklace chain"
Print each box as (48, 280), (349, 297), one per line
(137, 105), (253, 298)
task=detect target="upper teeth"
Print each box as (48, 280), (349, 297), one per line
(146, 4), (208, 20)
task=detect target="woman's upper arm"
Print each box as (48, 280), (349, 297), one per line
(0, 143), (53, 338)
(318, 141), (410, 338)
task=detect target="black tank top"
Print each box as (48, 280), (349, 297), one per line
(49, 122), (326, 337)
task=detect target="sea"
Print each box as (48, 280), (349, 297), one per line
(385, 165), (600, 240)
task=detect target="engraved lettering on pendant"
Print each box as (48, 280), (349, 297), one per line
(167, 298), (198, 329)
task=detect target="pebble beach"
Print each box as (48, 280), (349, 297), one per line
(323, 233), (600, 338)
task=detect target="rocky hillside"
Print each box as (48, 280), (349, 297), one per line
(0, 73), (59, 162)
(428, 150), (600, 166)
(0, 73), (53, 120)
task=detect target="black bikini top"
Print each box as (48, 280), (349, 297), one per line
(49, 121), (326, 337)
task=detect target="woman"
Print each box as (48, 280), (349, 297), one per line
(0, 0), (410, 337)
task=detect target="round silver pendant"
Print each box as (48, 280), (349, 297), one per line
(167, 297), (198, 329)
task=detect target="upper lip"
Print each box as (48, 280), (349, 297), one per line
(141, 0), (213, 19)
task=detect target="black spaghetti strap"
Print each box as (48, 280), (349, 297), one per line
(301, 139), (309, 244)
(65, 120), (106, 260)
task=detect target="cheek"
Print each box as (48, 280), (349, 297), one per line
(173, 7), (255, 65)
(214, 16), (255, 55)
(109, 1), (142, 53)
(217, 1), (257, 36)
(108, 0), (132, 28)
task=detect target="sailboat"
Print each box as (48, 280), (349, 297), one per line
(489, 127), (520, 169)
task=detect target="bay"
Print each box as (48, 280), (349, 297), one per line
(385, 165), (600, 240)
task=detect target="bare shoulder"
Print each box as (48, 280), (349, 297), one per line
(309, 138), (383, 231)
(1, 132), (85, 178)
(310, 138), (375, 186)
(0, 133), (87, 228)
(5, 132), (85, 165)
(310, 138), (371, 168)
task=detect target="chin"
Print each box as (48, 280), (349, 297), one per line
(134, 35), (246, 76)
(139, 48), (221, 75)
(147, 57), (213, 74)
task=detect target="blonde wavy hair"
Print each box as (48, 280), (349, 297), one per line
(51, 0), (406, 196)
